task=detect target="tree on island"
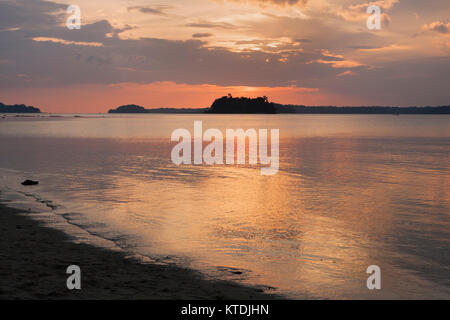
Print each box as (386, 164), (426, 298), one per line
(207, 94), (277, 114)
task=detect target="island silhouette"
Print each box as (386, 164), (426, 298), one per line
(108, 104), (205, 114)
(0, 102), (40, 113)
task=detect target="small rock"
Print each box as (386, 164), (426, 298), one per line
(21, 180), (39, 186)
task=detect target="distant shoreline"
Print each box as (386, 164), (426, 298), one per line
(108, 99), (450, 115)
(108, 105), (450, 115)
(2, 99), (450, 115)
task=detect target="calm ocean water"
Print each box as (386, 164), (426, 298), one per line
(0, 114), (449, 299)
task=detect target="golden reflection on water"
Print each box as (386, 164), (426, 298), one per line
(88, 135), (449, 299)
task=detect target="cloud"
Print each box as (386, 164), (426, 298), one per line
(322, 56), (450, 106)
(350, 0), (399, 11)
(311, 59), (364, 69)
(357, 44), (411, 52)
(295, 38), (311, 43)
(336, 70), (357, 77)
(127, 5), (173, 16)
(422, 21), (450, 34)
(185, 21), (237, 29)
(224, 0), (308, 6)
(32, 37), (103, 47)
(0, 0), (66, 30)
(192, 33), (214, 38)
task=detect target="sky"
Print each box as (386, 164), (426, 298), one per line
(0, 0), (449, 113)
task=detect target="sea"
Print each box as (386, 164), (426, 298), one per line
(0, 113), (449, 299)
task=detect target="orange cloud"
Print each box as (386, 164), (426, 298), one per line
(357, 44), (411, 52)
(32, 37), (104, 47)
(337, 70), (357, 77)
(309, 50), (364, 69)
(422, 21), (450, 34)
(313, 59), (363, 68)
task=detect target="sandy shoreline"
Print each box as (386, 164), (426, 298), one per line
(0, 202), (281, 300)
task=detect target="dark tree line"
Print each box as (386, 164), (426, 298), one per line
(207, 95), (450, 114)
(275, 104), (450, 114)
(108, 97), (450, 114)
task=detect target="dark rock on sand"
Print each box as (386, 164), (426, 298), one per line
(21, 180), (39, 186)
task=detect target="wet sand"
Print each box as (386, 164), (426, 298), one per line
(0, 202), (280, 300)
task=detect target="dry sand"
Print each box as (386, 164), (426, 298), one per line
(0, 202), (280, 300)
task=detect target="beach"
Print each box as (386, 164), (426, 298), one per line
(0, 201), (278, 300)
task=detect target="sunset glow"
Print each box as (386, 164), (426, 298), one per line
(1, 0), (449, 112)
